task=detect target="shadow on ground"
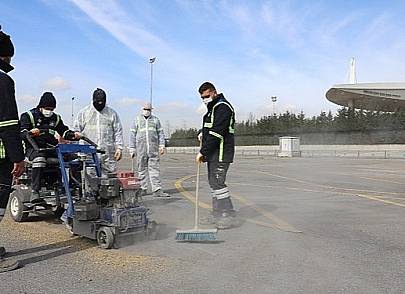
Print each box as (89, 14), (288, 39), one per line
(7, 237), (96, 267)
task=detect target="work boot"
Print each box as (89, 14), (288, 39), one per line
(153, 189), (170, 197)
(199, 213), (216, 225)
(215, 212), (238, 230)
(0, 247), (6, 258)
(60, 214), (74, 235)
(0, 258), (19, 273)
(64, 221), (74, 235)
(200, 198), (220, 225)
(30, 191), (42, 203)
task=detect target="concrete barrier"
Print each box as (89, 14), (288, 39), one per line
(166, 145), (405, 159)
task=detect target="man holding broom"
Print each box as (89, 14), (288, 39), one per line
(196, 82), (238, 229)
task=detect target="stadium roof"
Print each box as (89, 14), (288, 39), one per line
(326, 83), (405, 112)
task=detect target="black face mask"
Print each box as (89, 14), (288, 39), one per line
(93, 98), (106, 111)
(0, 58), (14, 73)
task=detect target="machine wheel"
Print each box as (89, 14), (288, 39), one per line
(97, 226), (115, 249)
(9, 192), (29, 222)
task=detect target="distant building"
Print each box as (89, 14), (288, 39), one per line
(326, 58), (405, 112)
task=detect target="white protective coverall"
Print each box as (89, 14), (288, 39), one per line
(129, 114), (165, 192)
(74, 105), (124, 173)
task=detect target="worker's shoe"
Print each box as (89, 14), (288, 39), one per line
(0, 247), (6, 258)
(153, 189), (170, 197)
(30, 191), (42, 203)
(60, 214), (74, 235)
(215, 212), (238, 230)
(0, 258), (19, 273)
(199, 210), (220, 225)
(199, 214), (216, 225)
(64, 221), (73, 235)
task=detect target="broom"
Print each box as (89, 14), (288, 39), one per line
(175, 153), (218, 241)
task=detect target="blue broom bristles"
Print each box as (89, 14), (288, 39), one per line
(175, 231), (217, 241)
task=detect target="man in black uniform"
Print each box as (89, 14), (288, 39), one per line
(20, 92), (81, 202)
(196, 82), (237, 229)
(0, 26), (25, 272)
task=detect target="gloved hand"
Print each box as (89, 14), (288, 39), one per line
(130, 152), (136, 159)
(159, 146), (166, 155)
(197, 132), (202, 142)
(30, 128), (40, 137)
(195, 152), (204, 163)
(114, 149), (122, 161)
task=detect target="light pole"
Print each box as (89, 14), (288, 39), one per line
(271, 96), (277, 116)
(149, 57), (156, 106)
(71, 97), (75, 127)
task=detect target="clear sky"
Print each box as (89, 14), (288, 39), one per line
(3, 0), (405, 136)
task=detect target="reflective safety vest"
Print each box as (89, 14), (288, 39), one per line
(25, 110), (61, 136)
(0, 119), (19, 159)
(0, 139), (5, 159)
(201, 95), (235, 163)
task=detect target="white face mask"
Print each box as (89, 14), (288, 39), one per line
(203, 97), (213, 105)
(142, 110), (151, 117)
(41, 109), (54, 118)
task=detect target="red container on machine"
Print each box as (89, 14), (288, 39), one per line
(117, 171), (140, 190)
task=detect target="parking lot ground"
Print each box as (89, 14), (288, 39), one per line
(1, 154), (405, 293)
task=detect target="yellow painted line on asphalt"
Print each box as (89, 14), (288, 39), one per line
(228, 181), (355, 196)
(174, 174), (211, 209)
(327, 171), (405, 185)
(174, 175), (300, 232)
(357, 176), (404, 185)
(233, 163), (283, 168)
(257, 170), (401, 196)
(242, 218), (288, 230)
(356, 194), (405, 208)
(231, 192), (302, 233)
(356, 168), (405, 175)
(372, 195), (405, 201)
(257, 170), (405, 208)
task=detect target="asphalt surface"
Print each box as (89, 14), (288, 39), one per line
(1, 154), (405, 293)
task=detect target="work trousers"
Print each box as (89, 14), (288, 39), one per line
(137, 153), (162, 192)
(207, 161), (234, 214)
(0, 157), (13, 221)
(26, 148), (57, 192)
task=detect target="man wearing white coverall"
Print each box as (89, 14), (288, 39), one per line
(74, 88), (124, 173)
(129, 103), (169, 197)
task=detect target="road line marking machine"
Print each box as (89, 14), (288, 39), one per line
(10, 135), (156, 249)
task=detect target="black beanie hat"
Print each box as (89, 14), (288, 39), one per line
(38, 92), (57, 108)
(0, 25), (14, 57)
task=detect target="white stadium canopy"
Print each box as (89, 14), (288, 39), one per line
(326, 83), (405, 112)
(325, 58), (405, 112)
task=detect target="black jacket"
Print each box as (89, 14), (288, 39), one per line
(200, 93), (235, 163)
(20, 108), (74, 149)
(0, 71), (24, 162)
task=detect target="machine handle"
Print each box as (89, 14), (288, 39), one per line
(81, 136), (106, 154)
